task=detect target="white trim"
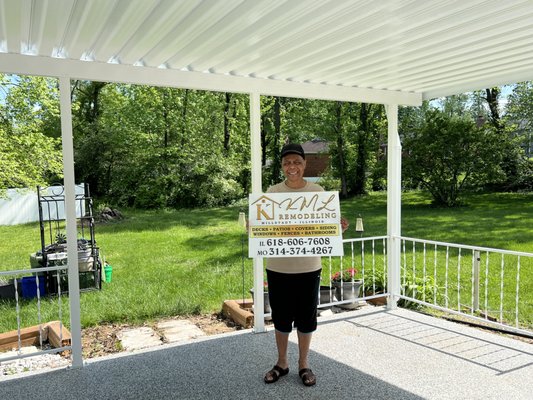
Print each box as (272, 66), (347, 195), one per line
(59, 76), (83, 369)
(250, 92), (265, 333)
(422, 67), (533, 100)
(0, 54), (422, 106)
(398, 236), (533, 258)
(386, 104), (401, 310)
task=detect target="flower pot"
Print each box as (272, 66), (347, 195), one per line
(332, 280), (362, 309)
(318, 285), (336, 316)
(249, 288), (271, 314)
(319, 285), (336, 305)
(365, 290), (387, 306)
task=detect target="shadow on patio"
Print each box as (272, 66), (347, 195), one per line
(1, 307), (531, 400)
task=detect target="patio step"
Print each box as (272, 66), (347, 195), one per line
(156, 319), (205, 343)
(117, 327), (162, 351)
(117, 320), (206, 351)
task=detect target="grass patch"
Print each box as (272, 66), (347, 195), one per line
(0, 191), (532, 332)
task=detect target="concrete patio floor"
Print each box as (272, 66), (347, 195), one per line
(1, 306), (531, 400)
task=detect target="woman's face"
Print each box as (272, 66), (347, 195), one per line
(282, 153), (306, 183)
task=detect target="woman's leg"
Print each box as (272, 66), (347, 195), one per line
(275, 330), (290, 369)
(297, 330), (312, 370)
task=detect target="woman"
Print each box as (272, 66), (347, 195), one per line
(263, 143), (348, 387)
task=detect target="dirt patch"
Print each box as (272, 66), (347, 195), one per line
(186, 312), (242, 335)
(82, 323), (127, 358)
(81, 313), (241, 359)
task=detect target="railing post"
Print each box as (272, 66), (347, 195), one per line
(473, 250), (480, 311)
(59, 76), (83, 368)
(386, 104), (401, 310)
(250, 91), (265, 333)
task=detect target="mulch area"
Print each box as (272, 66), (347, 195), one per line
(81, 312), (241, 358)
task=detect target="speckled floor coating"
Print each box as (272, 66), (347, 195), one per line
(1, 307), (531, 400)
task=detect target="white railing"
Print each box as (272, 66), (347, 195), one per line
(2, 234), (531, 371)
(0, 266), (71, 365)
(319, 236), (389, 310)
(398, 236), (533, 338)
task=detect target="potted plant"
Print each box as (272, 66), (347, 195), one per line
(331, 268), (362, 309)
(317, 285), (336, 315)
(398, 269), (443, 309)
(249, 281), (270, 314)
(363, 269), (388, 306)
(319, 285), (336, 305)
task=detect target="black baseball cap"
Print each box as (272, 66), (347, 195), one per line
(280, 143), (305, 159)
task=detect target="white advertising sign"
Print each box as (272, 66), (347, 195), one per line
(248, 191), (344, 258)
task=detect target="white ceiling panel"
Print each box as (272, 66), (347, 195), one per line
(1, 0), (533, 104)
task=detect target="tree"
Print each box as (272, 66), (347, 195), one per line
(501, 81), (533, 190)
(0, 74), (63, 194)
(402, 109), (504, 206)
(71, 80), (109, 197)
(333, 101), (349, 197)
(0, 128), (63, 193)
(351, 103), (386, 195)
(71, 83), (249, 208)
(505, 82), (533, 159)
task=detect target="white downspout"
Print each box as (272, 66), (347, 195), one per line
(250, 92), (265, 332)
(386, 104), (401, 310)
(59, 76), (83, 367)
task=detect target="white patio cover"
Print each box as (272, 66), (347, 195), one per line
(1, 0), (533, 367)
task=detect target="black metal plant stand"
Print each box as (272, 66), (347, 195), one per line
(35, 184), (102, 294)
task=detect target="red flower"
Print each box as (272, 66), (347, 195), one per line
(331, 268), (358, 283)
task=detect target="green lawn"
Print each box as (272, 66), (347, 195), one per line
(0, 191), (532, 332)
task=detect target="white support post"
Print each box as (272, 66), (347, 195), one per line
(250, 92), (265, 333)
(59, 76), (83, 368)
(386, 104), (401, 310)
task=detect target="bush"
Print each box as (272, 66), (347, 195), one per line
(402, 110), (504, 207)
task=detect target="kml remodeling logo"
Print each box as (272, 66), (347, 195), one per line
(252, 195), (279, 221)
(248, 191), (344, 258)
(251, 193), (338, 224)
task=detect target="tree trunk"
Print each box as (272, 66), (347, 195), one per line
(261, 113), (269, 167)
(272, 97), (281, 182)
(86, 82), (106, 123)
(353, 103), (372, 195)
(485, 88), (502, 133)
(181, 89), (189, 146)
(162, 89), (169, 148)
(223, 92), (231, 152)
(335, 102), (348, 197)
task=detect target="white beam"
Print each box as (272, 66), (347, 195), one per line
(422, 67), (533, 100)
(386, 104), (401, 310)
(59, 76), (83, 368)
(0, 53), (422, 106)
(250, 92), (266, 333)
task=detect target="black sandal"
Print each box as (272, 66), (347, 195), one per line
(264, 365), (289, 384)
(299, 368), (316, 386)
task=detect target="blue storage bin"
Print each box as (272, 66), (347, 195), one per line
(21, 276), (46, 299)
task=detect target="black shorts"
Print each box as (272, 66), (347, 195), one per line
(266, 269), (321, 334)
